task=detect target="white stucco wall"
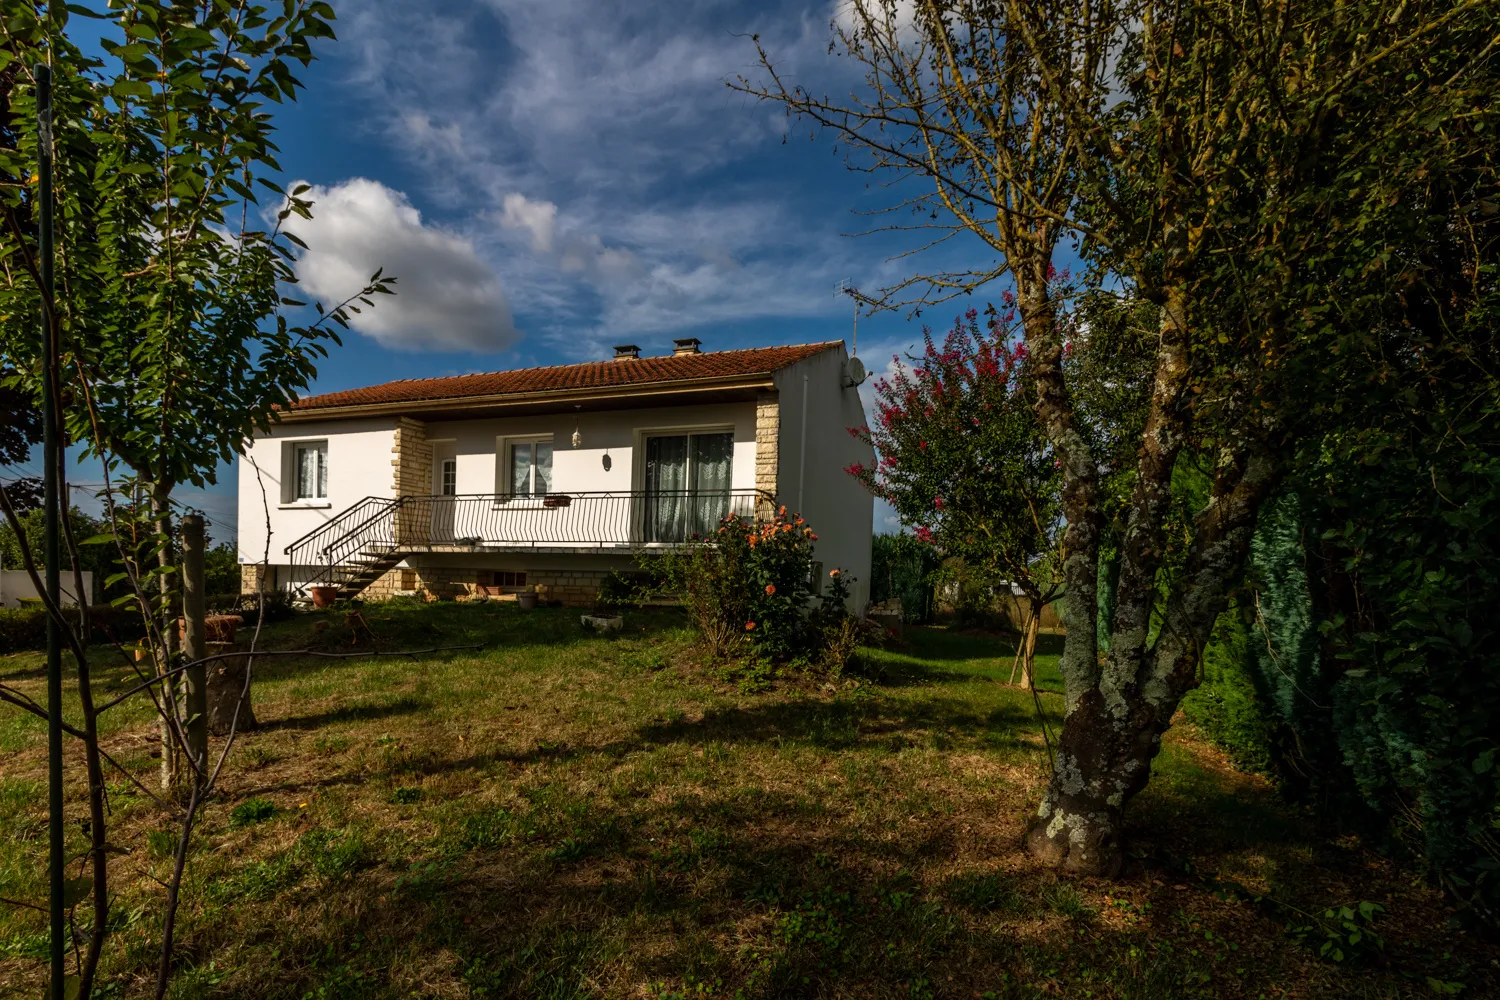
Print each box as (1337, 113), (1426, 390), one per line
(774, 345), (876, 610)
(236, 416), (399, 566)
(424, 399), (758, 498)
(0, 569), (94, 608)
(237, 401), (760, 568)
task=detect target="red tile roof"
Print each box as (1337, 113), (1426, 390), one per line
(289, 342), (842, 412)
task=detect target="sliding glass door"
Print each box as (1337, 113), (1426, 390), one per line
(643, 432), (733, 542)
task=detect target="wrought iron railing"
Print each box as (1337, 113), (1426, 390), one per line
(283, 490), (768, 590)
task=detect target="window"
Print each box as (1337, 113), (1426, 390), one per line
(507, 439), (552, 496)
(643, 431), (733, 541)
(493, 571), (526, 587)
(294, 441), (327, 500)
(440, 458), (457, 496)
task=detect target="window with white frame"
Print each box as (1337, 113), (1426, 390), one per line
(293, 441), (328, 501)
(503, 438), (553, 497)
(440, 458), (457, 496)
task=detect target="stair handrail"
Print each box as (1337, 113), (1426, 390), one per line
(283, 496), (403, 590)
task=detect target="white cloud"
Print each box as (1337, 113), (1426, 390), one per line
(832, 0), (919, 44)
(497, 193), (645, 282)
(499, 193), (559, 254)
(285, 178), (519, 353)
(321, 2), (987, 359)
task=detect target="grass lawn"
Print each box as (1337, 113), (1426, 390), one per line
(1, 602), (1494, 998)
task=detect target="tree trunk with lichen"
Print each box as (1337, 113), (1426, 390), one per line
(1023, 439), (1277, 874)
(1024, 689), (1167, 873)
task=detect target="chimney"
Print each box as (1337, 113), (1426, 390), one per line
(613, 344), (640, 360)
(672, 337), (702, 356)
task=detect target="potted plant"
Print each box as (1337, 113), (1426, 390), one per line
(516, 585), (539, 610)
(580, 590), (624, 632)
(308, 584), (338, 609)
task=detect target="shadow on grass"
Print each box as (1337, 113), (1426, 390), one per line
(178, 774), (1449, 1000)
(259, 694), (434, 732)
(241, 605), (690, 686)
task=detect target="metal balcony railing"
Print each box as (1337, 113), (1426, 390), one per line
(282, 490), (768, 592)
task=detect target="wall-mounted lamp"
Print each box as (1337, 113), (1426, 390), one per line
(571, 405), (582, 449)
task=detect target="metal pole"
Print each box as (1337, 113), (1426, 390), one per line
(797, 374), (808, 514)
(181, 515), (207, 771)
(37, 61), (64, 1000)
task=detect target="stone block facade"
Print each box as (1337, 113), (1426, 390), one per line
(755, 389), (779, 518)
(359, 565), (614, 607)
(361, 567), (418, 601)
(239, 563), (274, 595)
(392, 417), (430, 544)
(527, 568), (614, 607)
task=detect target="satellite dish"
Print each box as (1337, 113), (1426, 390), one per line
(845, 356), (867, 387)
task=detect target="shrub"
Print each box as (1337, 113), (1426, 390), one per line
(229, 797), (276, 827)
(206, 590), (295, 629)
(0, 603), (149, 654)
(643, 506), (817, 660)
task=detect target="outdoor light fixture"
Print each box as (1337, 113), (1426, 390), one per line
(571, 405), (582, 449)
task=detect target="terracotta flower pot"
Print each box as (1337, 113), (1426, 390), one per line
(176, 615), (243, 644)
(309, 585), (338, 609)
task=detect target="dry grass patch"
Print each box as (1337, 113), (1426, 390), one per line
(0, 602), (1494, 998)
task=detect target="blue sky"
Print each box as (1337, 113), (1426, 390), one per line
(18, 1), (1011, 541)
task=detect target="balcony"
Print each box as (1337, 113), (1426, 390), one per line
(284, 490), (769, 597)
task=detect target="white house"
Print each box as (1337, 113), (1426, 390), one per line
(236, 339), (875, 609)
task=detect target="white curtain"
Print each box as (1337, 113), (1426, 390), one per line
(297, 444), (326, 499)
(510, 444), (531, 496)
(645, 435), (688, 541)
(646, 433), (732, 541)
(689, 433), (733, 536)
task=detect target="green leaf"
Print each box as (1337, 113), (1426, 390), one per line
(110, 80), (154, 99)
(61, 876), (92, 908)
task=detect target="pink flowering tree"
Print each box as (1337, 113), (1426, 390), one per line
(847, 304), (1065, 686)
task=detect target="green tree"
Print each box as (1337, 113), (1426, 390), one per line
(745, 0), (1498, 873)
(850, 305), (1064, 686)
(0, 4), (390, 995)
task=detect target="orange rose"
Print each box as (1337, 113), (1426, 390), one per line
(745, 621), (756, 630)
(765, 584), (776, 595)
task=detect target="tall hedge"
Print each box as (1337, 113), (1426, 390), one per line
(870, 533), (942, 622)
(0, 605), (149, 654)
(1186, 470), (1500, 926)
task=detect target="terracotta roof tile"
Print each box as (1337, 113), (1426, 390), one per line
(289, 342), (842, 411)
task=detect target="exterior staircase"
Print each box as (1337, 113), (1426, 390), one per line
(283, 496), (406, 602)
(334, 549), (405, 601)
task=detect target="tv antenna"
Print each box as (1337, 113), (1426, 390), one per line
(836, 279), (868, 387)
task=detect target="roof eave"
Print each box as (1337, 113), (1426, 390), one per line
(274, 371), (782, 423)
